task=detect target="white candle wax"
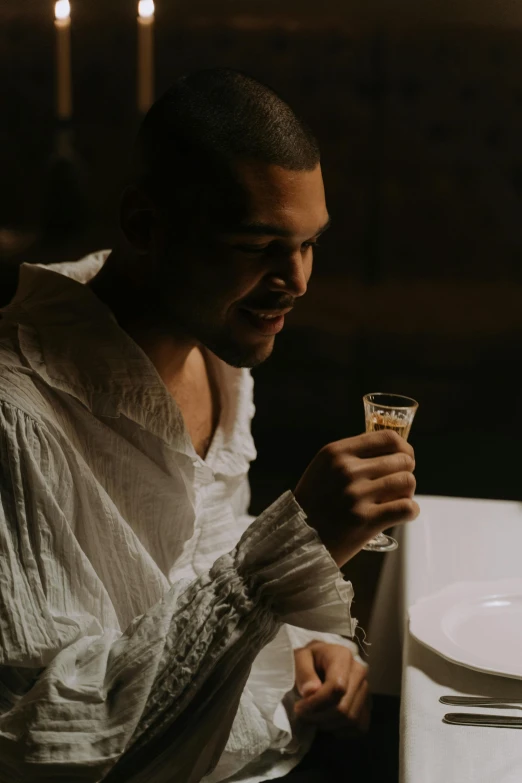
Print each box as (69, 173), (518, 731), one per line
(54, 0), (72, 120)
(137, 0), (155, 114)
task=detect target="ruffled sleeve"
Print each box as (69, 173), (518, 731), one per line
(0, 402), (356, 783)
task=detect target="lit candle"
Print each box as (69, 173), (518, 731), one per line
(54, 0), (72, 120)
(137, 0), (155, 114)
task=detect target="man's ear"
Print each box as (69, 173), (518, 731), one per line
(119, 185), (156, 254)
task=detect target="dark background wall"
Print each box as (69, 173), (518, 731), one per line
(2, 0), (522, 622)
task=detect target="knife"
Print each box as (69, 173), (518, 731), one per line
(444, 713), (522, 728)
(440, 695), (522, 708)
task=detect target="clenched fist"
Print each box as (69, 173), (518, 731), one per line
(294, 429), (419, 566)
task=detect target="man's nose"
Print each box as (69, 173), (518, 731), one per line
(267, 250), (310, 298)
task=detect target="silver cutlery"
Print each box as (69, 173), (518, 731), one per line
(440, 695), (522, 709)
(443, 713), (522, 728)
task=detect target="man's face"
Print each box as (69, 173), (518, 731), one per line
(151, 160), (330, 368)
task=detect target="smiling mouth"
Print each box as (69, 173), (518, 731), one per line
(244, 308), (292, 319)
(238, 308), (291, 335)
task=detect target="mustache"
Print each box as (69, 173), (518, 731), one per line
(239, 295), (295, 311)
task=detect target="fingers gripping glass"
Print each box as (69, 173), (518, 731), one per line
(362, 393), (419, 552)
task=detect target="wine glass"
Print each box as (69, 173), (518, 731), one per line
(362, 393), (419, 552)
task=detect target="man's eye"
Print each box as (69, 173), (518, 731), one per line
(233, 241), (320, 255)
(234, 245), (269, 254)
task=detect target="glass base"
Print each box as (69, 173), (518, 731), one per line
(362, 532), (398, 552)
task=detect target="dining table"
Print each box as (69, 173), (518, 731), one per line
(367, 494), (522, 783)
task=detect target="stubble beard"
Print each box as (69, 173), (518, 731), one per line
(158, 293), (275, 368)
(199, 325), (275, 368)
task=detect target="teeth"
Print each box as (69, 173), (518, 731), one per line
(243, 309), (281, 320)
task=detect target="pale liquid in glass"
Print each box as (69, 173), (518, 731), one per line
(366, 412), (412, 441)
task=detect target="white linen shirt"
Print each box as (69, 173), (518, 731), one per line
(0, 252), (360, 783)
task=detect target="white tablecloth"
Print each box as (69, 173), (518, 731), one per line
(368, 495), (522, 783)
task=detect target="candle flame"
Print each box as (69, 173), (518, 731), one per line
(55, 0), (71, 20)
(138, 0), (155, 18)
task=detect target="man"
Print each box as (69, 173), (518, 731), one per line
(0, 69), (418, 782)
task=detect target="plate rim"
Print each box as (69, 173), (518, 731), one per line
(409, 578), (522, 680)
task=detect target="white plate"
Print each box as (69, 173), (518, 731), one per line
(409, 578), (522, 680)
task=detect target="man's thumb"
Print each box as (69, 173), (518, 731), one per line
(294, 647), (322, 698)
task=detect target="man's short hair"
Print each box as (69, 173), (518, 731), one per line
(134, 68), (320, 213)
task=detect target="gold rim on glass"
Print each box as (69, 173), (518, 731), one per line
(363, 393), (419, 411)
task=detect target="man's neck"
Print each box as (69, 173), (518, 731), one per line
(88, 249), (197, 390)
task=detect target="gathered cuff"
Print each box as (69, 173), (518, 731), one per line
(234, 491), (357, 639)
